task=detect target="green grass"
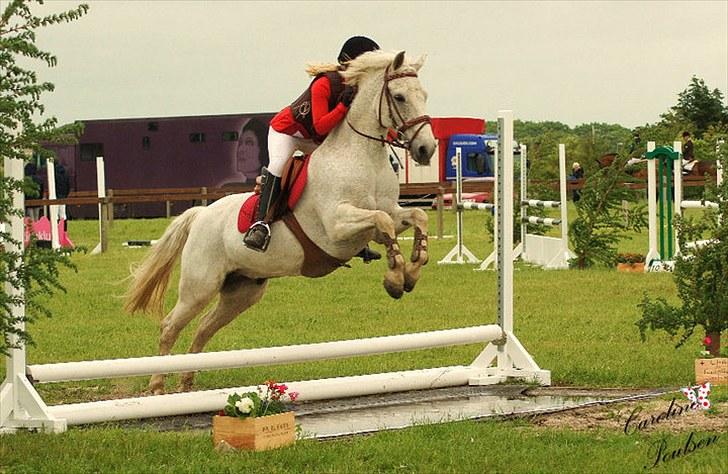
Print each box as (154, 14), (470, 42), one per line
(1, 206), (724, 473)
(1, 420), (725, 473)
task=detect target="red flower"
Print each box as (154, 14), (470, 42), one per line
(703, 336), (712, 347)
(289, 391), (299, 401)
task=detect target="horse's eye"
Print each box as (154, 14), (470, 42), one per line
(394, 94), (406, 103)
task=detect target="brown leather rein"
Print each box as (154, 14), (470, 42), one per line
(347, 66), (432, 150)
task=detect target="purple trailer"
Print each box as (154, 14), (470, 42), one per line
(48, 112), (274, 218)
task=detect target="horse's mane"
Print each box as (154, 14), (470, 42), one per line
(340, 51), (414, 87)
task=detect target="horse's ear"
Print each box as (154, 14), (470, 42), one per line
(412, 54), (427, 72)
(393, 51), (405, 70)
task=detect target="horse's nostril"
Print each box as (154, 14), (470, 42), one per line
(418, 145), (428, 159)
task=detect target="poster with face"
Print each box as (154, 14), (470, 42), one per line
(218, 117), (269, 186)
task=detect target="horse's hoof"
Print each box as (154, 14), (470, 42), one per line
(404, 275), (417, 293)
(150, 387), (165, 396)
(383, 279), (404, 299)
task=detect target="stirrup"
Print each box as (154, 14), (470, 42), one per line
(243, 221), (272, 252)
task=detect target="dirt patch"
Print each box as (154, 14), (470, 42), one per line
(526, 393), (727, 434)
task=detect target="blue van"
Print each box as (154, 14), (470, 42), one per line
(445, 134), (497, 180)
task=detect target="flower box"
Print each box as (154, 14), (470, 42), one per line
(695, 358), (728, 385)
(213, 411), (295, 451)
(616, 262), (645, 273)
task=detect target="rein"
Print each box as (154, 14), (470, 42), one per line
(347, 65), (431, 151)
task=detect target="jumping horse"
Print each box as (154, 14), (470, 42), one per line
(125, 51), (437, 394)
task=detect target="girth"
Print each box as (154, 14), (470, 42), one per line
(281, 213), (348, 278)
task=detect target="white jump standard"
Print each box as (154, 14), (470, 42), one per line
(480, 143), (574, 270)
(1, 110), (550, 433)
(645, 140), (724, 271)
(438, 145), (494, 265)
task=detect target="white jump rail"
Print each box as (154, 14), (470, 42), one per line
(1, 110), (550, 433)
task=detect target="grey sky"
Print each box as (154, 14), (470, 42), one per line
(33, 0), (728, 129)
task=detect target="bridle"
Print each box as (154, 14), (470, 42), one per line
(347, 65), (432, 151)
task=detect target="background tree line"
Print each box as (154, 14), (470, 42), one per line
(486, 75), (728, 182)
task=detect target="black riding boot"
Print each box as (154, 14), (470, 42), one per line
(356, 245), (381, 263)
(243, 168), (282, 252)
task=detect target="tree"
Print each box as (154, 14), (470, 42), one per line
(1, 0), (88, 355)
(568, 153), (647, 269)
(669, 76), (728, 138)
(637, 143), (728, 356)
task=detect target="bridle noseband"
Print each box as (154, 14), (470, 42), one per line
(347, 65), (432, 151)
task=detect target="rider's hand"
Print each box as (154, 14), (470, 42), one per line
(339, 85), (356, 107)
(254, 175), (263, 194)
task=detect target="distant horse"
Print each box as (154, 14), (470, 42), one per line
(595, 152), (717, 180)
(125, 51), (437, 394)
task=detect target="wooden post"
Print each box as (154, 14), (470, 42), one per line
(436, 185), (444, 240)
(107, 189), (114, 227)
(100, 197), (109, 253)
(202, 186), (208, 206)
(166, 201), (172, 218)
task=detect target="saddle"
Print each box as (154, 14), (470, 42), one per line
(237, 154), (348, 277)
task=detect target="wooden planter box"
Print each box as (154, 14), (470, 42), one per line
(616, 262), (645, 273)
(695, 358), (728, 385)
(212, 412), (296, 451)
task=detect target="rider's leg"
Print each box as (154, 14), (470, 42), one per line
(356, 246), (381, 263)
(244, 128), (316, 251)
(243, 168), (282, 251)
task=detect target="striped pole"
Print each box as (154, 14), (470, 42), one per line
(522, 216), (561, 226)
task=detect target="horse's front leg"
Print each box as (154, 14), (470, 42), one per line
(329, 203), (406, 299)
(391, 206), (428, 292)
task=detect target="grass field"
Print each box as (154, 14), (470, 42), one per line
(1, 205), (725, 473)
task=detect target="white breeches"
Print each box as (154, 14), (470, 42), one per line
(267, 127), (319, 177)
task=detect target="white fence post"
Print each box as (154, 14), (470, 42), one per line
(1, 157), (65, 433)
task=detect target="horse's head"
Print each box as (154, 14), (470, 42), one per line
(342, 51), (436, 165)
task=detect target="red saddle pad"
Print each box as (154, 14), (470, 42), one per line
(237, 156), (310, 233)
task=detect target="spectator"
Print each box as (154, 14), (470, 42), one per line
(570, 162), (584, 202)
(24, 162), (43, 220)
(681, 131), (697, 175)
(54, 162), (71, 222)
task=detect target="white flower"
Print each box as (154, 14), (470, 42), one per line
(235, 397), (254, 414)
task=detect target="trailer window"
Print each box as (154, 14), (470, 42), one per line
(222, 131), (238, 141)
(148, 122), (158, 131)
(189, 133), (206, 143)
(80, 143), (104, 162)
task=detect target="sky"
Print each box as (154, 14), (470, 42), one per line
(26, 0), (728, 129)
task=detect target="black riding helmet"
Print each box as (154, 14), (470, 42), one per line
(338, 36), (380, 64)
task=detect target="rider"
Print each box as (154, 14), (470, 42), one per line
(244, 36), (382, 262)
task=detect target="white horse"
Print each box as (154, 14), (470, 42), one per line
(125, 50), (437, 394)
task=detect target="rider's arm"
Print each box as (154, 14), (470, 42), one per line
(310, 76), (348, 137)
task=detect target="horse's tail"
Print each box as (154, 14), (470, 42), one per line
(124, 206), (204, 317)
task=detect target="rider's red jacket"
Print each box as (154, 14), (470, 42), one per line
(270, 72), (348, 143)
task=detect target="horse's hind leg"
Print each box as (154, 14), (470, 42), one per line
(179, 275), (268, 391)
(149, 272), (222, 395)
(392, 206), (429, 292)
